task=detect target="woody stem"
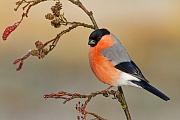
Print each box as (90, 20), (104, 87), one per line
(118, 86), (132, 120)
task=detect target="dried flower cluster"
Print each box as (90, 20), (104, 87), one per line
(31, 41), (49, 59)
(45, 1), (67, 28)
(2, 0), (131, 120)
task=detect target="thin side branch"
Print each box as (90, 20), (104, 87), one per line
(68, 0), (98, 30)
(44, 88), (120, 120)
(4, 0), (132, 120)
(43, 22), (94, 53)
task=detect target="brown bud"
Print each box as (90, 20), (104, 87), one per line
(45, 13), (54, 20)
(55, 1), (62, 10)
(30, 49), (39, 56)
(51, 2), (62, 17)
(54, 11), (60, 17)
(51, 6), (56, 12)
(39, 52), (45, 59)
(35, 41), (44, 50)
(51, 18), (61, 28)
(16, 1), (22, 5)
(42, 48), (49, 55)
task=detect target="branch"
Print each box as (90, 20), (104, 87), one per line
(68, 0), (98, 30)
(118, 87), (132, 120)
(29, 0), (99, 60)
(43, 22), (94, 53)
(44, 87), (120, 120)
(3, 0), (132, 120)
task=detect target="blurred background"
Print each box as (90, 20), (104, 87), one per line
(0, 0), (180, 120)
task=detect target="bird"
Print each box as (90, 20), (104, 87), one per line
(88, 28), (170, 101)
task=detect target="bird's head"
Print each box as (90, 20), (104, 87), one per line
(88, 28), (110, 47)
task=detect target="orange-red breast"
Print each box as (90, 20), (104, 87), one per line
(88, 28), (170, 101)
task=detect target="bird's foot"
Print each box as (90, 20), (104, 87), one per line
(102, 86), (113, 97)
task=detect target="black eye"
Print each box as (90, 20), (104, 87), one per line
(97, 37), (101, 40)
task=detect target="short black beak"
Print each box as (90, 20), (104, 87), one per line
(88, 39), (96, 46)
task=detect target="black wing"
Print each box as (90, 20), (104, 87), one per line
(115, 61), (149, 82)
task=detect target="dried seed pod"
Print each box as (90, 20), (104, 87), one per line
(35, 41), (44, 50)
(51, 6), (59, 17)
(45, 13), (54, 20)
(50, 1), (62, 17)
(30, 49), (40, 56)
(42, 48), (49, 55)
(55, 1), (62, 10)
(51, 6), (56, 13)
(51, 18), (61, 28)
(39, 52), (45, 59)
(54, 11), (60, 17)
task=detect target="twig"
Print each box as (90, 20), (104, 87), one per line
(68, 0), (98, 30)
(44, 86), (131, 120)
(5, 0), (132, 119)
(43, 22), (94, 53)
(67, 0), (132, 119)
(44, 88), (121, 120)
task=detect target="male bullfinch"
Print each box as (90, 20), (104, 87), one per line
(88, 28), (170, 101)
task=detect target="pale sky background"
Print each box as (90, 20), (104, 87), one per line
(0, 0), (180, 120)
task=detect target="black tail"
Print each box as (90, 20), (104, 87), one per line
(130, 80), (170, 101)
